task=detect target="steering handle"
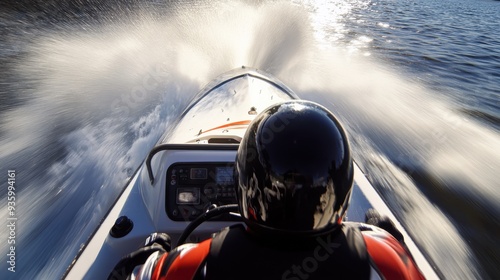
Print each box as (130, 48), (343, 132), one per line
(177, 204), (240, 246)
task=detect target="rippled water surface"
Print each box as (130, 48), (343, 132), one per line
(0, 0), (498, 279)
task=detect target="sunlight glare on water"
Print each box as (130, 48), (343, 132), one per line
(1, 0), (498, 279)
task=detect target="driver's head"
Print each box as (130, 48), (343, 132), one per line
(235, 100), (353, 237)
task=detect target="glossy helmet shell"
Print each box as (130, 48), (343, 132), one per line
(235, 100), (353, 236)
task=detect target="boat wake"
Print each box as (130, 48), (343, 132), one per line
(0, 1), (497, 279)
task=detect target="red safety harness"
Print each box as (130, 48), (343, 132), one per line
(152, 224), (424, 280)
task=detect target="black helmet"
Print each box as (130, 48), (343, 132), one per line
(235, 100), (353, 236)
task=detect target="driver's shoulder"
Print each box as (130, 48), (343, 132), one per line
(156, 238), (212, 279)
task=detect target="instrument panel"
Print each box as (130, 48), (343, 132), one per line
(165, 162), (238, 221)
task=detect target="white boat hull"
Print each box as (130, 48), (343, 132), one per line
(65, 67), (439, 279)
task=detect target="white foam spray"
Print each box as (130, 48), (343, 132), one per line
(1, 1), (496, 279)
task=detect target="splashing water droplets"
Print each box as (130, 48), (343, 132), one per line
(1, 1), (496, 279)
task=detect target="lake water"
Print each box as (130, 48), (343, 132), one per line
(0, 0), (498, 279)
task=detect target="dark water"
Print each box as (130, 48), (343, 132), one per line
(0, 0), (499, 279)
